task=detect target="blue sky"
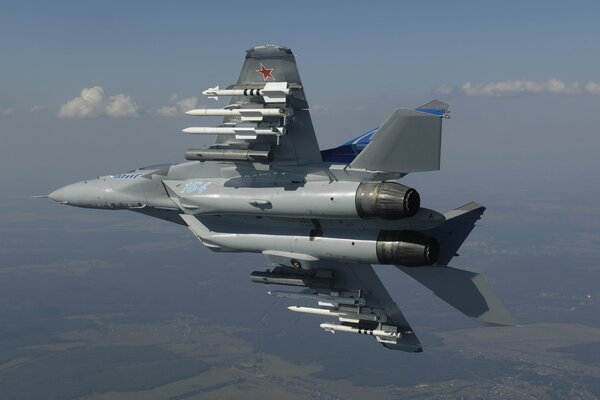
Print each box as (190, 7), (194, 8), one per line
(4, 1), (600, 105)
(1, 1), (600, 200)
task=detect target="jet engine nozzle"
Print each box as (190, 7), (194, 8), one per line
(356, 182), (420, 219)
(376, 230), (439, 266)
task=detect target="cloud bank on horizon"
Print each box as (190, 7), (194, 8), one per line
(439, 79), (600, 97)
(56, 87), (200, 118)
(52, 78), (600, 121)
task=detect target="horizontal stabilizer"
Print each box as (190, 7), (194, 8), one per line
(425, 202), (486, 266)
(349, 109), (442, 173)
(396, 265), (516, 326)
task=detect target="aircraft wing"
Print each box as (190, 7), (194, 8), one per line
(254, 258), (423, 352)
(184, 45), (322, 166)
(178, 213), (421, 351)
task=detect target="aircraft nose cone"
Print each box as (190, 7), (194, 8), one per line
(48, 187), (66, 203)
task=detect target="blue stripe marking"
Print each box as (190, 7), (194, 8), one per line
(322, 127), (378, 163)
(415, 108), (445, 116)
(342, 128), (378, 146)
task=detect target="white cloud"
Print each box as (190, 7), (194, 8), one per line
(58, 86), (138, 118)
(459, 79), (600, 97)
(0, 107), (15, 116)
(436, 84), (455, 95)
(30, 105), (46, 112)
(585, 81), (600, 94)
(105, 94), (138, 117)
(58, 86), (105, 118)
(545, 79), (581, 94)
(311, 104), (328, 113)
(157, 96), (198, 117)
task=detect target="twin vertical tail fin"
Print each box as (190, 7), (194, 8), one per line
(415, 99), (450, 117)
(349, 100), (448, 173)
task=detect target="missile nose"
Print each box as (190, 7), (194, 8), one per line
(48, 187), (67, 204)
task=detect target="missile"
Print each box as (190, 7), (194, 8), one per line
(268, 289), (366, 307)
(185, 108), (291, 122)
(288, 306), (383, 323)
(319, 323), (402, 342)
(288, 306), (336, 317)
(250, 269), (331, 288)
(202, 82), (289, 103)
(182, 126), (286, 139)
(184, 148), (273, 162)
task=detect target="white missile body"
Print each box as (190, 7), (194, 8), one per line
(319, 323), (402, 344)
(186, 107), (292, 122)
(182, 126), (286, 140)
(202, 82), (289, 103)
(268, 289), (366, 307)
(288, 306), (384, 323)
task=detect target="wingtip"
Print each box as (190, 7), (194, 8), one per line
(382, 341), (424, 352)
(477, 318), (518, 328)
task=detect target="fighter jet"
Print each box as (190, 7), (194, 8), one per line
(48, 45), (515, 352)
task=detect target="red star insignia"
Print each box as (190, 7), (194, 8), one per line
(256, 63), (275, 81)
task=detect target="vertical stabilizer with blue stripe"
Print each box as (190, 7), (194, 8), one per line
(415, 99), (450, 118)
(321, 100), (449, 167)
